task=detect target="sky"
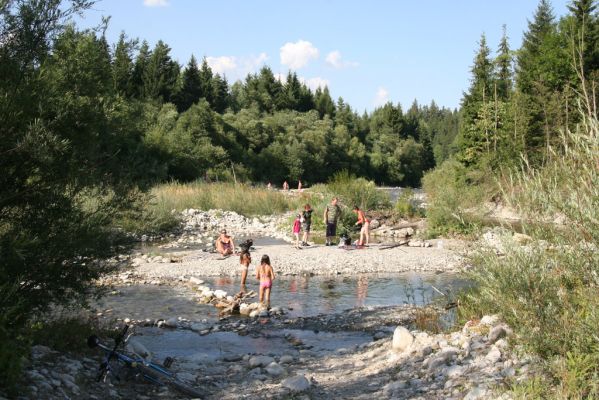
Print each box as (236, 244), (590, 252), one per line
(76, 0), (571, 112)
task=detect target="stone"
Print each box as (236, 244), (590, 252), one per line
(485, 347), (502, 364)
(163, 317), (179, 328)
(249, 355), (275, 368)
(30, 345), (52, 360)
(383, 380), (407, 396)
(189, 276), (204, 285)
(214, 290), (227, 299)
(487, 325), (508, 344)
(265, 362), (285, 377)
(392, 326), (414, 352)
(373, 331), (387, 340)
(279, 355), (294, 364)
(281, 375), (310, 392)
(480, 315), (500, 326)
(464, 386), (488, 400)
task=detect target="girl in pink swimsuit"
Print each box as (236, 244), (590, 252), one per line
(256, 254), (275, 308)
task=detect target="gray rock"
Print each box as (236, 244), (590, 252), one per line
(189, 276), (204, 285)
(480, 314), (500, 326)
(30, 345), (52, 360)
(265, 362), (285, 377)
(279, 355), (294, 364)
(485, 347), (502, 364)
(249, 355), (275, 368)
(392, 326), (414, 352)
(464, 386), (488, 400)
(282, 375), (310, 392)
(487, 325), (507, 344)
(163, 317), (179, 328)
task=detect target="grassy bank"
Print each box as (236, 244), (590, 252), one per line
(119, 181), (311, 234)
(455, 115), (599, 398)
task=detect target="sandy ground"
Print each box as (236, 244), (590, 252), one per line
(130, 240), (467, 283)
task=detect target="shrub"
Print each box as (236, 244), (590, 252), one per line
(422, 159), (495, 236)
(459, 114), (599, 398)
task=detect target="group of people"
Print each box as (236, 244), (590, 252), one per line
(266, 180), (302, 192)
(292, 197), (370, 248)
(212, 196), (371, 308)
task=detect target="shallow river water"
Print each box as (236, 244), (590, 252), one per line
(96, 272), (469, 360)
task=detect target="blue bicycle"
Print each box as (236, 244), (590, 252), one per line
(87, 325), (203, 398)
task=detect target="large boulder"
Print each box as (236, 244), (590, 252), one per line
(281, 375), (310, 392)
(392, 326), (414, 352)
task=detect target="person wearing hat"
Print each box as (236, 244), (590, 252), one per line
(215, 229), (235, 256)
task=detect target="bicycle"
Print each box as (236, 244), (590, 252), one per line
(87, 325), (203, 398)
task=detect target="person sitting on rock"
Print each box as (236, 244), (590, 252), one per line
(215, 229), (235, 256)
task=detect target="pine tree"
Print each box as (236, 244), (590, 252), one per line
(315, 86), (336, 118)
(131, 40), (150, 98)
(211, 73), (230, 113)
(457, 34), (494, 166)
(143, 40), (179, 102)
(174, 55), (202, 112)
(496, 25), (513, 100)
(112, 32), (136, 97)
(198, 58), (214, 105)
(567, 0), (599, 77)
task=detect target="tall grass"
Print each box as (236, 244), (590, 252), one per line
(151, 181), (307, 216)
(459, 114), (599, 398)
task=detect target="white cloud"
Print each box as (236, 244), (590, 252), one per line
(374, 87), (389, 107)
(206, 56), (237, 75)
(280, 40), (319, 69)
(206, 53), (268, 80)
(325, 50), (359, 69)
(143, 0), (169, 7)
(300, 76), (330, 91)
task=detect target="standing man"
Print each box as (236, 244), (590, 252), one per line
(323, 197), (341, 246)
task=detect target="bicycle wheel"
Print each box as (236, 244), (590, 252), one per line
(136, 363), (203, 398)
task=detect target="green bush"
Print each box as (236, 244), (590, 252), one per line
(422, 158), (494, 236)
(394, 189), (424, 219)
(325, 170), (391, 210)
(459, 114), (599, 398)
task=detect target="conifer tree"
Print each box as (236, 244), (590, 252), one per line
(496, 25), (513, 100)
(143, 40), (179, 102)
(211, 73), (230, 113)
(457, 34), (494, 165)
(199, 58), (214, 105)
(112, 32), (136, 97)
(315, 86), (336, 118)
(131, 40), (150, 98)
(174, 55), (202, 112)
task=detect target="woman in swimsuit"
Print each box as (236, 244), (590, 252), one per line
(216, 229), (235, 256)
(353, 205), (370, 246)
(256, 254), (275, 308)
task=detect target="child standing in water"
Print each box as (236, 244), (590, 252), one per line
(239, 251), (251, 290)
(292, 214), (302, 249)
(256, 255), (275, 308)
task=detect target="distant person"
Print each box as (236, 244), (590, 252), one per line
(215, 229), (235, 256)
(353, 205), (371, 246)
(297, 179), (302, 192)
(323, 197), (341, 246)
(301, 204), (313, 246)
(267, 182), (272, 190)
(283, 180), (289, 191)
(256, 254), (275, 308)
(292, 214), (302, 249)
(239, 251), (251, 289)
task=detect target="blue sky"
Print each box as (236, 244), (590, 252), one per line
(77, 0), (570, 112)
